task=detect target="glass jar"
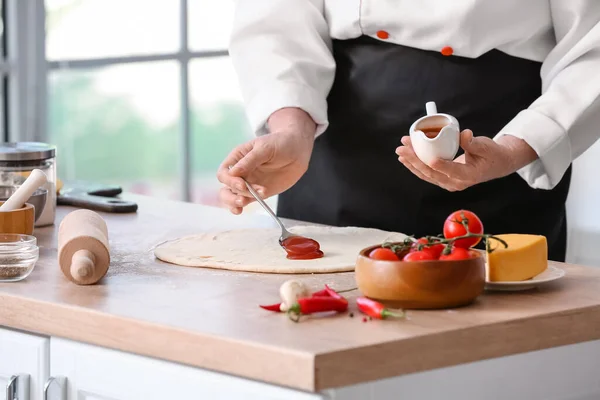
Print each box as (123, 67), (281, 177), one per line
(0, 234), (39, 282)
(0, 142), (57, 226)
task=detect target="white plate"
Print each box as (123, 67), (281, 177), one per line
(485, 265), (566, 292)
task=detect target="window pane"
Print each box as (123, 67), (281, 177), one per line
(0, 76), (4, 141)
(46, 0), (180, 60)
(0, 0), (4, 57)
(190, 57), (251, 207)
(48, 62), (181, 200)
(188, 0), (233, 51)
(1, 0), (4, 140)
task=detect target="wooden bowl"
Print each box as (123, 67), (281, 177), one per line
(0, 202), (35, 235)
(355, 244), (486, 309)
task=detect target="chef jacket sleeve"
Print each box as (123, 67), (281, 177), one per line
(228, 0), (335, 137)
(495, 2), (600, 190)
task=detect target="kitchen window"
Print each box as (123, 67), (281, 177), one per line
(9, 0), (255, 206)
(5, 0), (599, 266)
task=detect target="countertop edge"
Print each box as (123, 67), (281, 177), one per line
(0, 293), (318, 392)
(313, 304), (600, 390)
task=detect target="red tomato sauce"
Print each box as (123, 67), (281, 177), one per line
(281, 236), (324, 260)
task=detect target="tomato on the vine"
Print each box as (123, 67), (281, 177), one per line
(413, 238), (429, 246)
(403, 250), (436, 262)
(443, 210), (484, 248)
(369, 247), (399, 261)
(412, 237), (445, 259)
(439, 247), (473, 261)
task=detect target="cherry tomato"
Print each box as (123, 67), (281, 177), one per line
(412, 237), (444, 259)
(403, 250), (436, 262)
(369, 247), (399, 261)
(439, 247), (473, 261)
(412, 238), (429, 248)
(427, 244), (445, 259)
(443, 210), (484, 248)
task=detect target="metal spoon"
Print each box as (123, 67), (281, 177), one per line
(228, 166), (295, 245)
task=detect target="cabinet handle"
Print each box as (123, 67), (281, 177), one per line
(43, 376), (66, 400)
(5, 374), (30, 400)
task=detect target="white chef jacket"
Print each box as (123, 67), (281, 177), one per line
(228, 1), (600, 190)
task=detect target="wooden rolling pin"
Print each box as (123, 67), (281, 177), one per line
(58, 209), (110, 285)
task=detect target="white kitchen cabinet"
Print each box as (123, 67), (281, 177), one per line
(325, 339), (600, 400)
(0, 327), (49, 400)
(3, 332), (600, 400)
(49, 338), (323, 400)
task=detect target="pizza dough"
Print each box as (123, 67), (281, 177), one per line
(154, 225), (406, 274)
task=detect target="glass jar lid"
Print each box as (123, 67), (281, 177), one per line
(0, 142), (56, 161)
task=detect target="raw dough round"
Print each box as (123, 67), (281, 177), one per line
(154, 225), (406, 274)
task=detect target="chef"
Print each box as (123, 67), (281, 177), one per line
(217, 1), (600, 262)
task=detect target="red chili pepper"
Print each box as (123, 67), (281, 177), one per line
(288, 296), (348, 315)
(311, 289), (330, 297)
(259, 303), (282, 312)
(356, 297), (404, 320)
(313, 285), (357, 298)
(324, 284), (345, 300)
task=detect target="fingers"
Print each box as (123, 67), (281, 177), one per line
(400, 155), (439, 184)
(459, 129), (487, 155)
(219, 187), (256, 214)
(396, 137), (480, 191)
(229, 141), (273, 177)
(217, 141), (268, 199)
(429, 155), (472, 181)
(217, 142), (253, 191)
(396, 137), (464, 191)
(459, 129), (474, 150)
(217, 139), (273, 214)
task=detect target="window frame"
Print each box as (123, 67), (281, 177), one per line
(13, 0), (230, 202)
(1, 0), (7, 141)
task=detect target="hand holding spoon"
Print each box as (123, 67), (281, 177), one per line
(228, 166), (323, 260)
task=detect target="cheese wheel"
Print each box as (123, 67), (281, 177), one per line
(486, 234), (548, 282)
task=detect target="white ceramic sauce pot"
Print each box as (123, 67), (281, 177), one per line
(408, 102), (460, 165)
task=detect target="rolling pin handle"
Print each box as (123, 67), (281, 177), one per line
(71, 249), (96, 281)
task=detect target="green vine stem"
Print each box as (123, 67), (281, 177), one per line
(382, 211), (508, 255)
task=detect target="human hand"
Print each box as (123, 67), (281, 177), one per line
(217, 108), (316, 214)
(395, 129), (538, 191)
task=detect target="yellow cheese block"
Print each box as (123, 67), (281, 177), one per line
(486, 234), (548, 282)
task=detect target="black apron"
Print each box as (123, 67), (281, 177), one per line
(277, 36), (571, 262)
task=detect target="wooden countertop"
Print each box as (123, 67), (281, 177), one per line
(1, 195), (600, 392)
